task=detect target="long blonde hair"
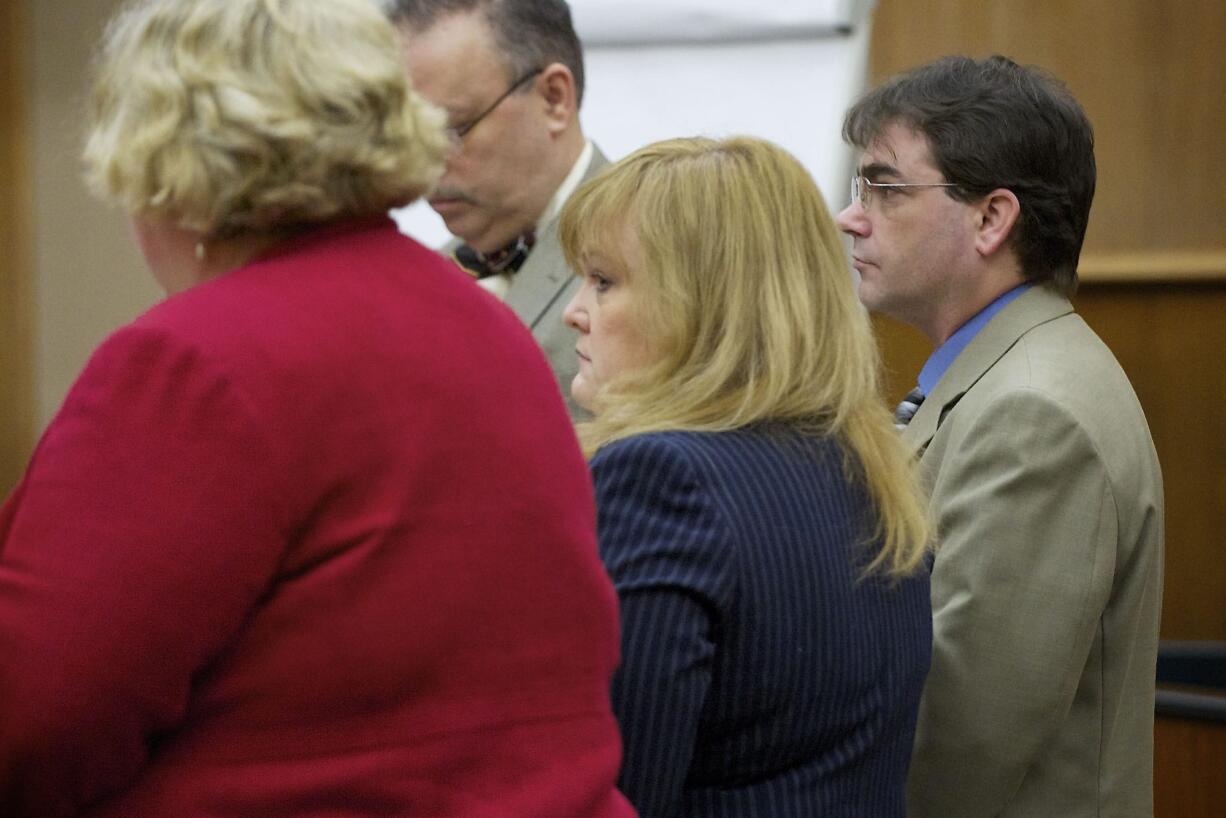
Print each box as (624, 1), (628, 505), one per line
(559, 136), (929, 576)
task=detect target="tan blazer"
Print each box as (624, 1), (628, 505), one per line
(502, 146), (609, 417)
(903, 285), (1164, 818)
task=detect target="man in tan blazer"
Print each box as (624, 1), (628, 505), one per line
(837, 56), (1164, 817)
(391, 0), (607, 415)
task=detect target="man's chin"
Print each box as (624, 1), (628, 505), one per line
(432, 211), (501, 252)
(856, 288), (912, 326)
(855, 279), (882, 312)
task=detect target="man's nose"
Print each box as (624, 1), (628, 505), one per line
(835, 202), (869, 237)
(440, 134), (463, 168)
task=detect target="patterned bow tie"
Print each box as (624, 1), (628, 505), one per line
(894, 387), (925, 430)
(452, 232), (536, 279)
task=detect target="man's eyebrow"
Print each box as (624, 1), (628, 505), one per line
(858, 161), (901, 181)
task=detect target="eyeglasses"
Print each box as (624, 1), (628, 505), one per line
(850, 175), (957, 212)
(446, 67), (544, 142)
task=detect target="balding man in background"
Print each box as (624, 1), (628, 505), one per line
(391, 0), (608, 413)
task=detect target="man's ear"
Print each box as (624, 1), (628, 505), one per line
(974, 188), (1021, 258)
(537, 62), (577, 134)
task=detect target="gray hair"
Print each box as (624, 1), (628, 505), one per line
(388, 0), (585, 105)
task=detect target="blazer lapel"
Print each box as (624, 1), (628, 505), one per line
(504, 222), (569, 329)
(504, 146), (611, 329)
(901, 285), (1075, 453)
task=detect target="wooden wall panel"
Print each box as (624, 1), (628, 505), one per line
(1074, 284), (1226, 641)
(867, 0), (1226, 271)
(867, 0), (1226, 640)
(1154, 715), (1226, 817)
(0, 0), (36, 497)
(873, 315), (930, 406)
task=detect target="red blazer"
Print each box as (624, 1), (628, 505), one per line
(0, 219), (634, 818)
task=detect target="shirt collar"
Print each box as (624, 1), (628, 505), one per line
(917, 283), (1032, 394)
(538, 140), (594, 228)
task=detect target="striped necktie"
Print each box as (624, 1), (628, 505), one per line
(894, 387), (925, 430)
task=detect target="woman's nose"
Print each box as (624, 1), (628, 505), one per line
(563, 287), (587, 332)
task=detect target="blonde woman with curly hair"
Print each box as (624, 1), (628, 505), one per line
(0, 1), (634, 815)
(561, 136), (932, 818)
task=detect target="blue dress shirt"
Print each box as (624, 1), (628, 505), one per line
(918, 284), (1032, 395)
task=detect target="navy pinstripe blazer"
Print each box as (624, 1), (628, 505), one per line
(591, 425), (932, 818)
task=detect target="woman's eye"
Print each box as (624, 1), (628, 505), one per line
(589, 272), (612, 292)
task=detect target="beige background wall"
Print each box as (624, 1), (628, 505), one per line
(1, 0), (36, 495)
(2, 0), (161, 498)
(28, 0), (161, 433)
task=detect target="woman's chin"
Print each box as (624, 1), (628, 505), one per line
(570, 376), (597, 414)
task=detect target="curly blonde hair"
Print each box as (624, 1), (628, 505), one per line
(560, 136), (930, 577)
(84, 0), (448, 238)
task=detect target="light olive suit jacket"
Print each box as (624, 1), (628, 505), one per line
(447, 146), (609, 417)
(902, 285), (1164, 818)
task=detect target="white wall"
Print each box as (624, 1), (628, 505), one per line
(394, 0), (874, 248)
(27, 0), (872, 428)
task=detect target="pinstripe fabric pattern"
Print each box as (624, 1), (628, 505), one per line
(591, 425), (932, 818)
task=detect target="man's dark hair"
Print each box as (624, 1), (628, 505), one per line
(388, 0), (585, 106)
(844, 55), (1095, 294)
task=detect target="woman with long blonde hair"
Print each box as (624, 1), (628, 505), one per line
(561, 136), (931, 817)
